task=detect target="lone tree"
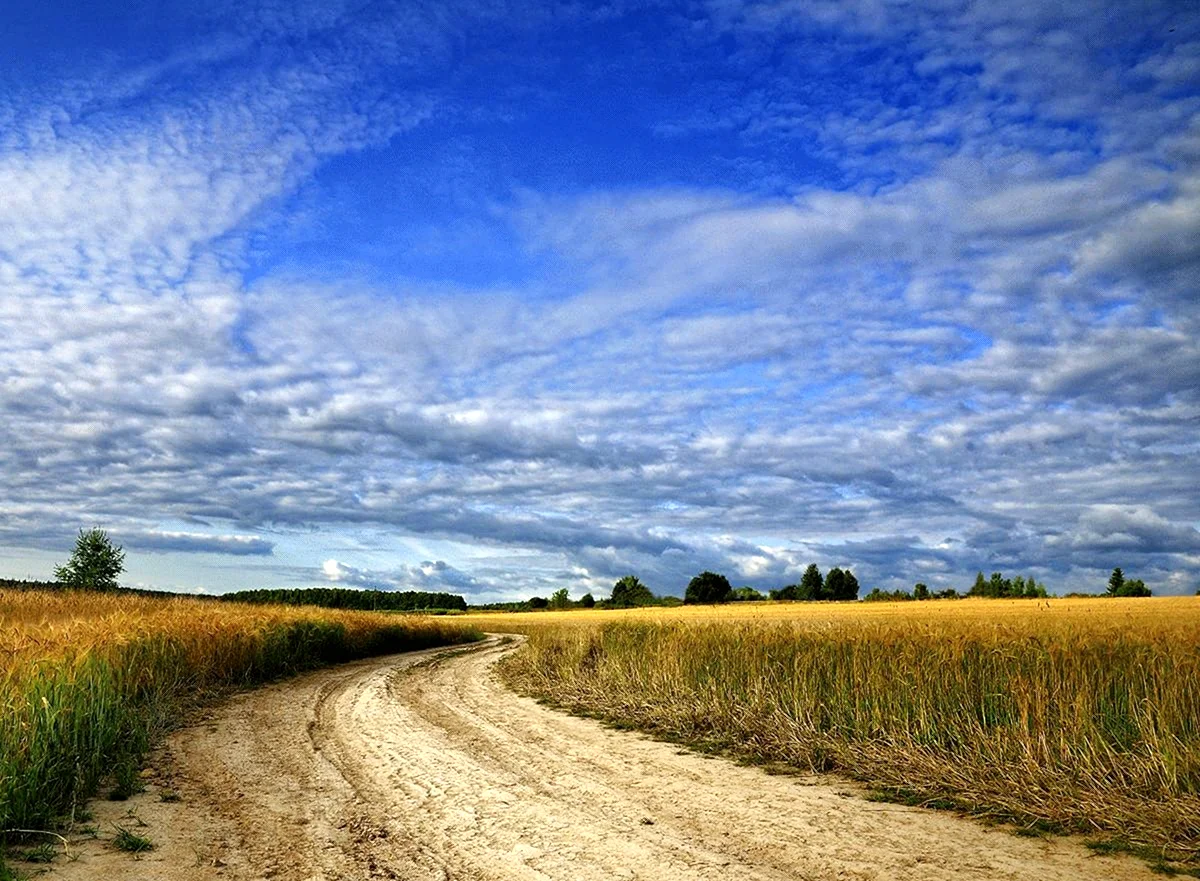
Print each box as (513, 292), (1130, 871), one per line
(610, 575), (655, 608)
(54, 528), (125, 591)
(684, 571), (732, 604)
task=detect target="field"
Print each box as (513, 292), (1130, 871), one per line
(459, 597), (1200, 865)
(0, 589), (482, 838)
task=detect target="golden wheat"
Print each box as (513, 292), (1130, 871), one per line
(482, 597), (1200, 861)
(0, 588), (481, 834)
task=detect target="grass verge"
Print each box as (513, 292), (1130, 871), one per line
(499, 614), (1200, 867)
(0, 588), (481, 868)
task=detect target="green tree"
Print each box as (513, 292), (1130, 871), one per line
(730, 586), (764, 601)
(685, 571), (732, 604)
(549, 587), (571, 609)
(580, 592), (596, 608)
(610, 575), (655, 608)
(798, 564), (824, 601)
(1107, 567), (1125, 596)
(825, 567), (845, 601)
(54, 528), (125, 592)
(841, 570), (860, 600)
(913, 582), (930, 600)
(969, 571), (988, 597)
(528, 596), (549, 609)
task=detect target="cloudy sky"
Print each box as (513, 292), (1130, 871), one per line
(1, 0), (1197, 600)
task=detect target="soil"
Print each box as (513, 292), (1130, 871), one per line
(37, 636), (1156, 880)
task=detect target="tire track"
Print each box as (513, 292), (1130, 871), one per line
(46, 636), (1155, 880)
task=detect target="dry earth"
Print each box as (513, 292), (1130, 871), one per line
(37, 636), (1155, 881)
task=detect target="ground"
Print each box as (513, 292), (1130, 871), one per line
(38, 637), (1156, 880)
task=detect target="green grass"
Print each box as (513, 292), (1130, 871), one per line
(111, 826), (153, 853)
(0, 594), (482, 835)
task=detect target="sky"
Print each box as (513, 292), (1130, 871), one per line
(0, 0), (1197, 601)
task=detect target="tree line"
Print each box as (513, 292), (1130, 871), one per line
(20, 528), (1168, 606)
(220, 587), (468, 612)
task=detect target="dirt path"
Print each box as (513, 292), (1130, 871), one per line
(43, 636), (1153, 881)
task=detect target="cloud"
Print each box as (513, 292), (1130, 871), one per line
(320, 558), (483, 594)
(120, 530), (275, 556)
(0, 0), (1196, 598)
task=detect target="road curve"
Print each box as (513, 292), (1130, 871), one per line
(48, 636), (1153, 880)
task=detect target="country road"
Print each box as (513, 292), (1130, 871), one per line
(47, 636), (1153, 881)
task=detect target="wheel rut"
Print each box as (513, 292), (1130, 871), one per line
(44, 636), (1155, 880)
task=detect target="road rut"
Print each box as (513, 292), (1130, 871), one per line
(46, 636), (1154, 880)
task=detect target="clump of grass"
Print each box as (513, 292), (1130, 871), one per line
(498, 600), (1200, 863)
(0, 589), (482, 833)
(19, 843), (56, 864)
(111, 826), (153, 854)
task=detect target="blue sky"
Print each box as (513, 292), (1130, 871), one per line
(1, 0), (1198, 599)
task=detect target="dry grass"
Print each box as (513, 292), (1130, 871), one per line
(0, 588), (481, 835)
(484, 597), (1200, 862)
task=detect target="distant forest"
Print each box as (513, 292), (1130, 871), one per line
(220, 587), (468, 612)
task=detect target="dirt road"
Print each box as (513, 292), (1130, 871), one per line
(46, 636), (1152, 880)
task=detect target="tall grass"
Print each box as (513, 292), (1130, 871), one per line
(0, 589), (481, 833)
(496, 598), (1200, 860)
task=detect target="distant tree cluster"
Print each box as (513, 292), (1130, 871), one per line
(967, 571), (1049, 599)
(865, 584), (962, 602)
(221, 587), (468, 612)
(1105, 567), (1151, 597)
(609, 575), (657, 608)
(770, 565), (860, 602)
(684, 571), (732, 604)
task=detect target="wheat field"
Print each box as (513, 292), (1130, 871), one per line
(478, 597), (1200, 863)
(0, 589), (481, 835)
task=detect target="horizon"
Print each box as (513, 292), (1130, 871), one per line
(1, 0), (1198, 600)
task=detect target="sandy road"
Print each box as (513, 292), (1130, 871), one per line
(46, 636), (1153, 881)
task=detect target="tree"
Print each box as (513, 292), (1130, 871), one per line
(1107, 567), (1125, 596)
(797, 564), (824, 601)
(830, 568), (859, 601)
(825, 568), (845, 601)
(913, 582), (930, 600)
(54, 528), (125, 591)
(685, 571), (732, 604)
(969, 571), (988, 597)
(610, 575), (654, 608)
(580, 592), (596, 608)
(528, 596), (549, 609)
(730, 586), (764, 601)
(549, 588), (571, 610)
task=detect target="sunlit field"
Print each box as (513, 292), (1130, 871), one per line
(0, 589), (481, 834)
(477, 597), (1200, 863)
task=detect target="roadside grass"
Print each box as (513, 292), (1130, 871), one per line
(489, 597), (1200, 868)
(111, 826), (153, 854)
(0, 587), (482, 863)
